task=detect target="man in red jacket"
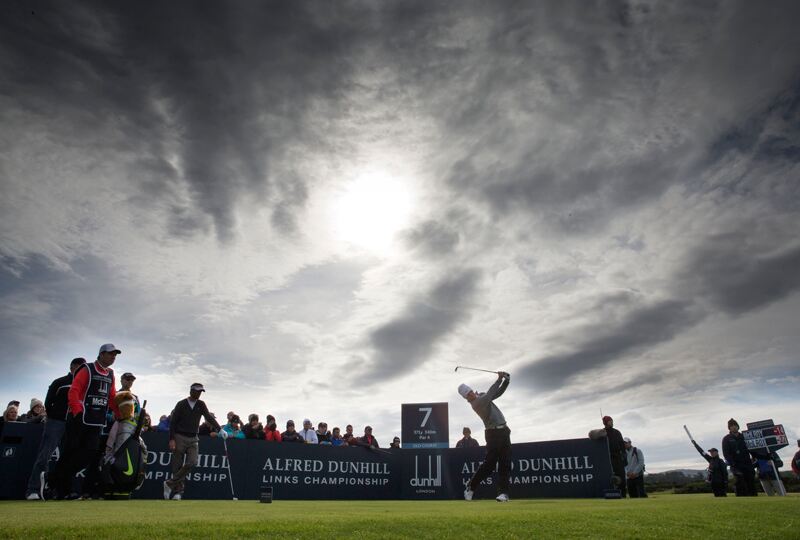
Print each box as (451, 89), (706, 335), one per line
(54, 343), (121, 499)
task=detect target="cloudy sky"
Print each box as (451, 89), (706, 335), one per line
(2, 1), (799, 471)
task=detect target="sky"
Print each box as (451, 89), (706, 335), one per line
(1, 1), (799, 472)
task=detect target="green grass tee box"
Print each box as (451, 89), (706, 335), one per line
(0, 493), (798, 539)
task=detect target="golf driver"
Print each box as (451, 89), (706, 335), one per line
(222, 436), (238, 500)
(454, 365), (499, 374)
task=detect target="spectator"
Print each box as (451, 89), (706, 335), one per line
(243, 414), (264, 440)
(299, 419), (318, 444)
(264, 415), (282, 442)
(55, 343), (121, 500)
(456, 427), (480, 448)
(331, 427), (345, 447)
(282, 420), (303, 443)
(227, 411), (236, 423)
(358, 426), (379, 448)
(317, 422), (332, 445)
(25, 357), (86, 500)
(19, 398), (46, 423)
(343, 424), (356, 445)
(156, 415), (171, 433)
(1, 403), (19, 431)
(141, 411), (153, 432)
(792, 439), (800, 479)
(755, 451), (785, 496)
(590, 416), (627, 497)
(690, 440), (728, 497)
(623, 437), (647, 498)
(198, 416), (216, 436)
(390, 436), (401, 449)
(222, 415), (245, 439)
(722, 418), (757, 496)
(164, 383), (223, 500)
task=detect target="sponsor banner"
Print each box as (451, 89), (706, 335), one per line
(403, 439), (610, 499)
(135, 433), (400, 500)
(2, 424), (612, 500)
(401, 402), (449, 449)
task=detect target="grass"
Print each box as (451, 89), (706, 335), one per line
(0, 493), (798, 539)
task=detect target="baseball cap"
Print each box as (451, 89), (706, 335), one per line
(190, 383), (205, 392)
(623, 437), (631, 443)
(458, 383), (472, 398)
(8, 400), (20, 407)
(99, 343), (121, 354)
(122, 372), (136, 380)
(708, 448), (719, 453)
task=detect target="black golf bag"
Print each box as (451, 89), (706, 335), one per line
(101, 400), (148, 499)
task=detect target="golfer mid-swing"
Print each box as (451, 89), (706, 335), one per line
(459, 371), (511, 502)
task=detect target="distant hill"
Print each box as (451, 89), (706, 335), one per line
(645, 469), (705, 485)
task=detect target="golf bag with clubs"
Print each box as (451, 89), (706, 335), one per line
(101, 399), (148, 499)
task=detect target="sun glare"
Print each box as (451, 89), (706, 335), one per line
(331, 169), (413, 255)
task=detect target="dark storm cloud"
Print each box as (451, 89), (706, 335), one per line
(519, 299), (701, 389)
(360, 268), (482, 383)
(679, 235), (800, 316)
(0, 1), (367, 241)
(402, 219), (461, 258)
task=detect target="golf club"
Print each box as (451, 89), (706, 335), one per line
(222, 437), (238, 500)
(454, 365), (499, 374)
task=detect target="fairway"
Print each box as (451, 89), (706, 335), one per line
(1, 494), (798, 539)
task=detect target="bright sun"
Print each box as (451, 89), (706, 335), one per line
(331, 169), (413, 254)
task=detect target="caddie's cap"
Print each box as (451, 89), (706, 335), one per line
(99, 343), (121, 354)
(190, 383), (205, 392)
(708, 448), (719, 453)
(458, 383), (472, 398)
(623, 437), (631, 443)
(122, 372), (136, 380)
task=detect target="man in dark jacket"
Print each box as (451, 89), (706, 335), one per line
(691, 440), (728, 497)
(792, 440), (800, 479)
(164, 383), (223, 500)
(456, 427), (480, 448)
(24, 358), (86, 500)
(722, 418), (756, 496)
(600, 416), (627, 497)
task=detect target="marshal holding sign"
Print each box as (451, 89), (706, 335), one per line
(401, 402), (449, 449)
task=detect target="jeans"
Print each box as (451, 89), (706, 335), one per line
(26, 419), (66, 495)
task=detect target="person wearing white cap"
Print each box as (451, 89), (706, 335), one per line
(458, 371), (512, 502)
(163, 383), (224, 500)
(623, 437), (646, 498)
(54, 344), (121, 499)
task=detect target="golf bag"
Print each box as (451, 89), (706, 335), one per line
(101, 400), (148, 498)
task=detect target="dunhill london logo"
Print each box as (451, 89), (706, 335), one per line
(410, 454), (442, 487)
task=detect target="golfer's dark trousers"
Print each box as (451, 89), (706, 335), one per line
(626, 475), (646, 498)
(55, 416), (101, 497)
(711, 481), (728, 497)
(610, 456), (627, 497)
(469, 426), (511, 494)
(734, 467), (757, 496)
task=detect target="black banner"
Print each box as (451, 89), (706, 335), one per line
(1, 424), (613, 500)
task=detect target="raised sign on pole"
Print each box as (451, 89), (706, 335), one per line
(742, 420), (789, 452)
(401, 402), (449, 449)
